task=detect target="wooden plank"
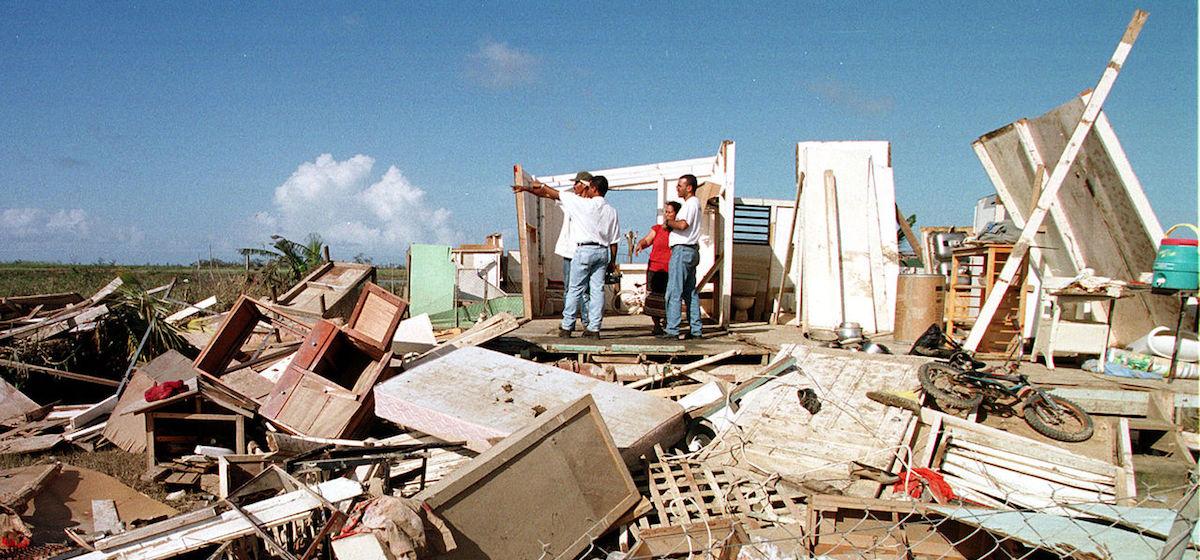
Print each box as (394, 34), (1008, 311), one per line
(626, 349), (741, 390)
(92, 499), (122, 534)
(0, 462), (61, 509)
(78, 478), (361, 560)
(0, 358), (119, 387)
(771, 171), (804, 324)
(415, 395), (639, 560)
(513, 164), (536, 319)
(964, 10), (1149, 351)
(921, 407), (1118, 477)
(165, 296), (218, 324)
(70, 396), (118, 430)
(1047, 387), (1149, 416)
(1116, 417), (1136, 505)
(947, 438), (1114, 486)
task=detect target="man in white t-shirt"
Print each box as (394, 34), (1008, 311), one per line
(553, 171), (593, 329)
(513, 175), (620, 338)
(662, 174), (703, 340)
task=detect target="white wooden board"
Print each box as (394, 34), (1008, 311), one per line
(795, 141), (898, 334)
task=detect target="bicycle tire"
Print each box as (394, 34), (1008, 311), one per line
(918, 362), (983, 409)
(1023, 394), (1094, 442)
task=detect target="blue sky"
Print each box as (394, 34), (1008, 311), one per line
(1, 2), (1195, 265)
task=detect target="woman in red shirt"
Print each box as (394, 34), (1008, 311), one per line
(635, 201), (680, 335)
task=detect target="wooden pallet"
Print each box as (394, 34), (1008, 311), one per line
(633, 445), (806, 532)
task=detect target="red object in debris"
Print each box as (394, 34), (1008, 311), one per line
(892, 468), (955, 503)
(1, 534), (30, 548)
(144, 380), (186, 402)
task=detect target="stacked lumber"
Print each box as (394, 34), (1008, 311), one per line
(919, 409), (1130, 514)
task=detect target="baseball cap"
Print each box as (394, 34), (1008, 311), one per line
(573, 171), (593, 183)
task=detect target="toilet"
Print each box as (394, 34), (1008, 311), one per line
(731, 277), (759, 323)
(732, 295), (756, 322)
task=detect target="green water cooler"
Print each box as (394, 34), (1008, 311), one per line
(1152, 224), (1199, 291)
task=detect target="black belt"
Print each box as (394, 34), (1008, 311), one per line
(577, 242), (603, 246)
(673, 243), (699, 249)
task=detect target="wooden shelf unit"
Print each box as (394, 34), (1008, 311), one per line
(943, 243), (1026, 356)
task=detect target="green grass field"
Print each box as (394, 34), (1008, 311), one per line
(0, 261), (407, 310)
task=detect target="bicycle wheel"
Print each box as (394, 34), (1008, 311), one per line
(1023, 394), (1094, 442)
(918, 362), (983, 409)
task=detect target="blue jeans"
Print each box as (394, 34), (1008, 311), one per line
(562, 245), (608, 332)
(562, 257), (588, 325)
(665, 244), (702, 336)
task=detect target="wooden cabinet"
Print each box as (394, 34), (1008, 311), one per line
(943, 244), (1026, 357)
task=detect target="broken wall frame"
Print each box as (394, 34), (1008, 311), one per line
(972, 93), (1172, 345)
(513, 140), (737, 327)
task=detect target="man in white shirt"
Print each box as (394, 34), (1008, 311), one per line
(662, 174), (703, 340)
(513, 175), (620, 338)
(553, 171), (593, 330)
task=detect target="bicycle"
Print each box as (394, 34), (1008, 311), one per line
(916, 324), (1094, 443)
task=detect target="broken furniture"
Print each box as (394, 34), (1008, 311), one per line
(103, 350), (198, 453)
(373, 345), (684, 465)
(1030, 277), (1121, 369)
(943, 243), (1025, 357)
(514, 140), (737, 327)
(415, 395), (639, 560)
(192, 295), (312, 380)
(259, 283), (407, 439)
(270, 261), (375, 321)
(125, 374), (259, 469)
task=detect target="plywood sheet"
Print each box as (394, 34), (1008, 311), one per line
(24, 464), (176, 543)
(794, 141), (898, 334)
(373, 346), (684, 465)
(416, 395), (639, 560)
(700, 345), (919, 497)
(973, 95), (1172, 344)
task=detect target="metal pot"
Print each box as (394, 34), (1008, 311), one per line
(836, 322), (863, 341)
(860, 341), (892, 354)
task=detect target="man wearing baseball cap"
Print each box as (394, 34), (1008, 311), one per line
(552, 172), (593, 330)
(513, 175), (619, 338)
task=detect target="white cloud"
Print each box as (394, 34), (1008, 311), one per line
(466, 40), (539, 89)
(808, 76), (893, 115)
(0, 207), (92, 239)
(255, 154), (455, 259)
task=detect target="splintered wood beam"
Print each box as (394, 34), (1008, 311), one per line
(964, 9), (1148, 352)
(771, 171), (804, 325)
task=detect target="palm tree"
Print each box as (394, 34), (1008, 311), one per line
(239, 233), (327, 291)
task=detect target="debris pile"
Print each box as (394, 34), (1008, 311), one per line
(0, 9), (1196, 560)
